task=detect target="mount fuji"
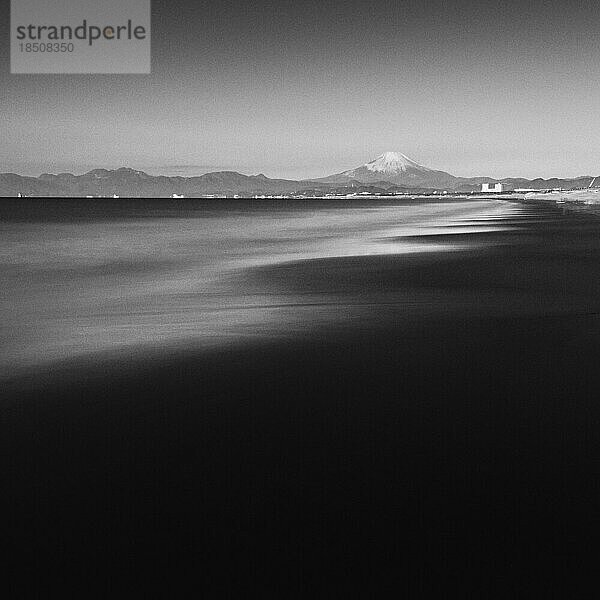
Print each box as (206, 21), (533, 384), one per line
(345, 151), (433, 176)
(315, 151), (460, 189)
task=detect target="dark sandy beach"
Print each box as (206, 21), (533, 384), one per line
(2, 199), (600, 595)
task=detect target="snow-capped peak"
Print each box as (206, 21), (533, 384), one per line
(364, 152), (428, 174)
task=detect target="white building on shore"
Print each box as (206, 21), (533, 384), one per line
(481, 183), (503, 193)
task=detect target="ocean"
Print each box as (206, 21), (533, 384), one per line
(1, 197), (534, 377)
(2, 197), (600, 595)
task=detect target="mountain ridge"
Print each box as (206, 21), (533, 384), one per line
(1, 154), (598, 197)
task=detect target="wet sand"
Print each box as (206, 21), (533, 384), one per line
(3, 200), (600, 595)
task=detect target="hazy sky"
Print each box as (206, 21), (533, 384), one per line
(1, 0), (599, 179)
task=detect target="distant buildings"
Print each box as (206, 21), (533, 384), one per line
(482, 183), (503, 193)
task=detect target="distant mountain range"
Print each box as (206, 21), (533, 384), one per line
(1, 152), (598, 197)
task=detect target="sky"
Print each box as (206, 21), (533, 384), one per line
(1, 0), (599, 180)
